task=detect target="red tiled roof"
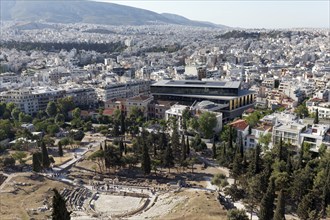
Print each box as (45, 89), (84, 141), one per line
(103, 109), (115, 116)
(230, 119), (249, 131)
(309, 98), (322, 102)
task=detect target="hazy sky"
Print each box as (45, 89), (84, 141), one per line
(96, 0), (329, 29)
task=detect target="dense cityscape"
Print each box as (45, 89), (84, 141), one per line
(0, 1), (329, 220)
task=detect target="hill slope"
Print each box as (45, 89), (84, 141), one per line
(0, 0), (226, 28)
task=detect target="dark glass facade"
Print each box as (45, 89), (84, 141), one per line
(151, 86), (238, 96)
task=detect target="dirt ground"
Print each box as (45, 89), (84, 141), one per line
(161, 190), (227, 220)
(127, 189), (226, 220)
(0, 173), (72, 220)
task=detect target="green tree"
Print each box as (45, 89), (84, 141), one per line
(186, 135), (190, 155)
(259, 179), (275, 220)
(258, 133), (272, 151)
(0, 102), (6, 117)
(291, 168), (313, 204)
(231, 152), (243, 184)
(47, 124), (60, 136)
(11, 107), (21, 120)
(274, 190), (285, 220)
(227, 209), (249, 220)
(46, 101), (58, 117)
(18, 112), (32, 123)
(55, 113), (65, 126)
(171, 120), (181, 162)
(181, 108), (191, 132)
(163, 145), (174, 172)
(245, 111), (260, 127)
(314, 108), (319, 124)
(12, 151), (27, 164)
(198, 111), (217, 139)
(141, 142), (151, 175)
(2, 156), (15, 167)
(72, 107), (81, 119)
(88, 150), (105, 173)
(41, 141), (51, 169)
(188, 117), (199, 132)
(247, 144), (262, 176)
(120, 110), (126, 135)
(188, 156), (198, 173)
(58, 142), (63, 157)
(57, 97), (75, 118)
(225, 184), (246, 202)
(212, 138), (217, 159)
(0, 119), (14, 140)
(297, 192), (319, 220)
(51, 188), (71, 220)
(294, 104), (309, 119)
(6, 102), (16, 112)
(32, 152), (42, 172)
(181, 134), (187, 161)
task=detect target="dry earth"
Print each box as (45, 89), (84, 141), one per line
(0, 173), (72, 220)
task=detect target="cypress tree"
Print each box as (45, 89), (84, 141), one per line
(58, 142), (63, 157)
(171, 122), (181, 162)
(298, 142), (304, 169)
(222, 142), (226, 156)
(321, 162), (330, 216)
(212, 138), (217, 159)
(41, 141), (50, 169)
(141, 142), (151, 175)
(314, 108), (319, 124)
(274, 190), (285, 220)
(297, 192), (315, 220)
(163, 145), (174, 173)
(120, 110), (126, 135)
(286, 153), (292, 174)
(124, 143), (127, 155)
(159, 132), (167, 150)
(229, 125), (233, 149)
(278, 135), (283, 161)
(181, 134), (186, 161)
(259, 178), (275, 220)
(248, 144), (261, 176)
(32, 152), (42, 172)
(186, 135), (190, 156)
(231, 152), (242, 184)
(153, 134), (157, 157)
(119, 140), (124, 157)
(52, 188), (71, 220)
(238, 132), (244, 158)
(255, 144), (261, 174)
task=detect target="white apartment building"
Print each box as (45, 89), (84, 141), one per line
(261, 111), (298, 125)
(65, 86), (98, 109)
(98, 80), (150, 102)
(126, 95), (154, 118)
(306, 98), (330, 119)
(0, 87), (65, 115)
(272, 122), (306, 147)
(261, 78), (275, 88)
(165, 104), (188, 130)
(246, 124), (273, 149)
(166, 105), (223, 137)
(300, 124), (330, 151)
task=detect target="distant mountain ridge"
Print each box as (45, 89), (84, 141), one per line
(0, 0), (227, 28)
